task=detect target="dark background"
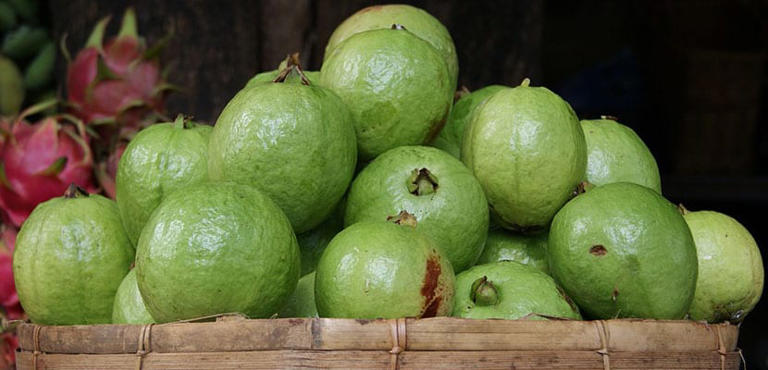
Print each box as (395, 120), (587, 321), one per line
(49, 0), (768, 367)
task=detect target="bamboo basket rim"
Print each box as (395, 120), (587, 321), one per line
(16, 316), (739, 353)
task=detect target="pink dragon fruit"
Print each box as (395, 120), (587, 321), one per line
(66, 8), (172, 199)
(66, 8), (170, 135)
(0, 225), (21, 320)
(0, 102), (97, 227)
(95, 140), (126, 199)
(0, 333), (17, 368)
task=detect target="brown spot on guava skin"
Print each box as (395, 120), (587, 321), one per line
(612, 286), (619, 302)
(420, 253), (442, 318)
(590, 245), (607, 256)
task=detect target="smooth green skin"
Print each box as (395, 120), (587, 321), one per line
(320, 28), (453, 161)
(116, 120), (212, 246)
(209, 79), (357, 233)
(245, 69), (321, 89)
(112, 269), (155, 324)
(548, 182), (698, 319)
(453, 261), (581, 320)
(581, 119), (661, 193)
(135, 182), (300, 322)
(683, 211), (764, 323)
(278, 272), (318, 318)
(13, 194), (134, 325)
(297, 200), (344, 276)
(462, 85), (586, 231)
(324, 4), (458, 92)
(433, 85), (506, 158)
(315, 222), (455, 318)
(477, 229), (549, 274)
(345, 146), (488, 272)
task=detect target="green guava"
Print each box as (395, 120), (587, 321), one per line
(209, 63), (357, 233)
(433, 85), (506, 158)
(116, 115), (212, 246)
(320, 27), (453, 160)
(278, 272), (318, 318)
(681, 209), (764, 323)
(324, 4), (458, 91)
(453, 261), (581, 320)
(548, 182), (698, 319)
(112, 269), (155, 324)
(13, 185), (134, 325)
(297, 200), (344, 276)
(477, 229), (549, 274)
(462, 79), (586, 232)
(315, 215), (455, 318)
(344, 146), (488, 272)
(135, 182), (300, 322)
(581, 117), (661, 193)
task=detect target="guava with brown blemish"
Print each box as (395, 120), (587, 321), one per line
(345, 146), (488, 272)
(547, 182), (698, 319)
(452, 261), (581, 320)
(314, 216), (454, 318)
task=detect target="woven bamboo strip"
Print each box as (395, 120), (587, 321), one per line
(17, 318), (739, 354)
(16, 350), (743, 369)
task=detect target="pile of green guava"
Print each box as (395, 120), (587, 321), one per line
(12, 4), (762, 328)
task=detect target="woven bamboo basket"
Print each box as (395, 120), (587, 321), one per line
(15, 316), (740, 369)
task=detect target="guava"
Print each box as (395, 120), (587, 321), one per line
(681, 209), (764, 323)
(116, 115), (212, 245)
(433, 85), (506, 158)
(135, 182), (300, 322)
(345, 146), (488, 272)
(453, 261), (581, 320)
(297, 200), (344, 276)
(477, 229), (549, 274)
(315, 214), (455, 318)
(581, 117), (661, 192)
(112, 269), (155, 324)
(320, 26), (453, 160)
(13, 185), (134, 325)
(462, 79), (586, 232)
(324, 4), (458, 91)
(548, 182), (698, 319)
(278, 272), (318, 318)
(209, 59), (357, 233)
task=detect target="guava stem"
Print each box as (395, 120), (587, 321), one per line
(470, 276), (499, 306)
(407, 168), (438, 196)
(520, 78), (531, 87)
(272, 52), (311, 86)
(571, 181), (594, 197)
(64, 183), (89, 198)
(454, 86), (471, 102)
(387, 211), (418, 227)
(172, 114), (189, 129)
(600, 115), (619, 121)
